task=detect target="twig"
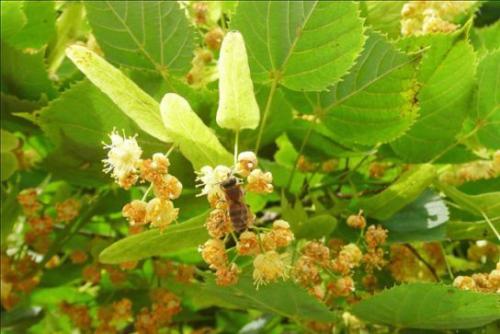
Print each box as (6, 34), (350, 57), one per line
(403, 243), (439, 282)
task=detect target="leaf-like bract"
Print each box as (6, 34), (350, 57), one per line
(217, 31), (260, 131)
(85, 1), (195, 75)
(352, 283), (500, 329)
(392, 37), (476, 161)
(438, 183), (500, 218)
(231, 1), (365, 91)
(160, 93), (232, 169)
(474, 50), (500, 149)
(66, 45), (171, 143)
(357, 164), (436, 220)
(99, 212), (209, 264)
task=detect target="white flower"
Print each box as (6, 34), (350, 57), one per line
(103, 130), (142, 182)
(196, 165), (232, 197)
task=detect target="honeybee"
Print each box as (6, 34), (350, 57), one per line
(220, 176), (251, 233)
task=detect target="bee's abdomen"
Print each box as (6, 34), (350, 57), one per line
(229, 204), (248, 232)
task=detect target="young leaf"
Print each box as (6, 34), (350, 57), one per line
(8, 0), (56, 50)
(474, 50), (500, 149)
(217, 31), (260, 131)
(66, 45), (171, 143)
(357, 164), (437, 220)
(283, 32), (419, 146)
(392, 37), (476, 162)
(231, 1), (365, 91)
(1, 42), (57, 101)
(352, 283), (500, 329)
(85, 1), (195, 76)
(160, 93), (232, 169)
(99, 212), (209, 264)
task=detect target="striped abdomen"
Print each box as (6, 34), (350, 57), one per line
(228, 202), (248, 232)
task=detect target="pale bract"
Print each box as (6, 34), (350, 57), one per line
(216, 31), (260, 131)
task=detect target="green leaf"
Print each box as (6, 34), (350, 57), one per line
(383, 190), (449, 232)
(0, 2), (26, 43)
(1, 42), (57, 101)
(9, 1), (56, 50)
(474, 50), (500, 149)
(363, 1), (404, 38)
(471, 21), (500, 57)
(352, 283), (500, 329)
(240, 85), (293, 149)
(217, 31), (260, 131)
(85, 1), (195, 75)
(392, 37), (476, 162)
(66, 45), (171, 143)
(0, 185), (20, 245)
(231, 1), (365, 91)
(0, 152), (18, 181)
(437, 183), (500, 218)
(296, 214), (338, 239)
(197, 274), (335, 322)
(284, 32), (418, 146)
(160, 93), (232, 169)
(357, 164), (436, 220)
(99, 212), (209, 264)
(383, 189), (449, 242)
(1, 129), (19, 152)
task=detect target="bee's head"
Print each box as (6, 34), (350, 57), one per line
(221, 176), (237, 189)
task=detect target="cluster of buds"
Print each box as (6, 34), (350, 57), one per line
(198, 151), (294, 287)
(1, 254), (39, 310)
(439, 152), (500, 185)
(467, 241), (499, 263)
(19, 188), (80, 255)
(103, 130), (182, 232)
(362, 225), (388, 277)
(401, 1), (475, 36)
(95, 298), (133, 333)
(368, 162), (388, 179)
(453, 262), (500, 293)
(135, 288), (181, 333)
(153, 259), (195, 283)
(388, 243), (445, 282)
(186, 48), (218, 87)
(60, 302), (92, 331)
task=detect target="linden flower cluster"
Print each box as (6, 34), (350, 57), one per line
(103, 130), (182, 232)
(401, 1), (475, 36)
(292, 218), (389, 300)
(453, 262), (500, 293)
(1, 254), (39, 310)
(198, 151), (294, 287)
(439, 151), (500, 185)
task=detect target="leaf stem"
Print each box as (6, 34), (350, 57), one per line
(439, 242), (454, 280)
(286, 121), (315, 192)
(255, 78), (279, 154)
(480, 210), (500, 241)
